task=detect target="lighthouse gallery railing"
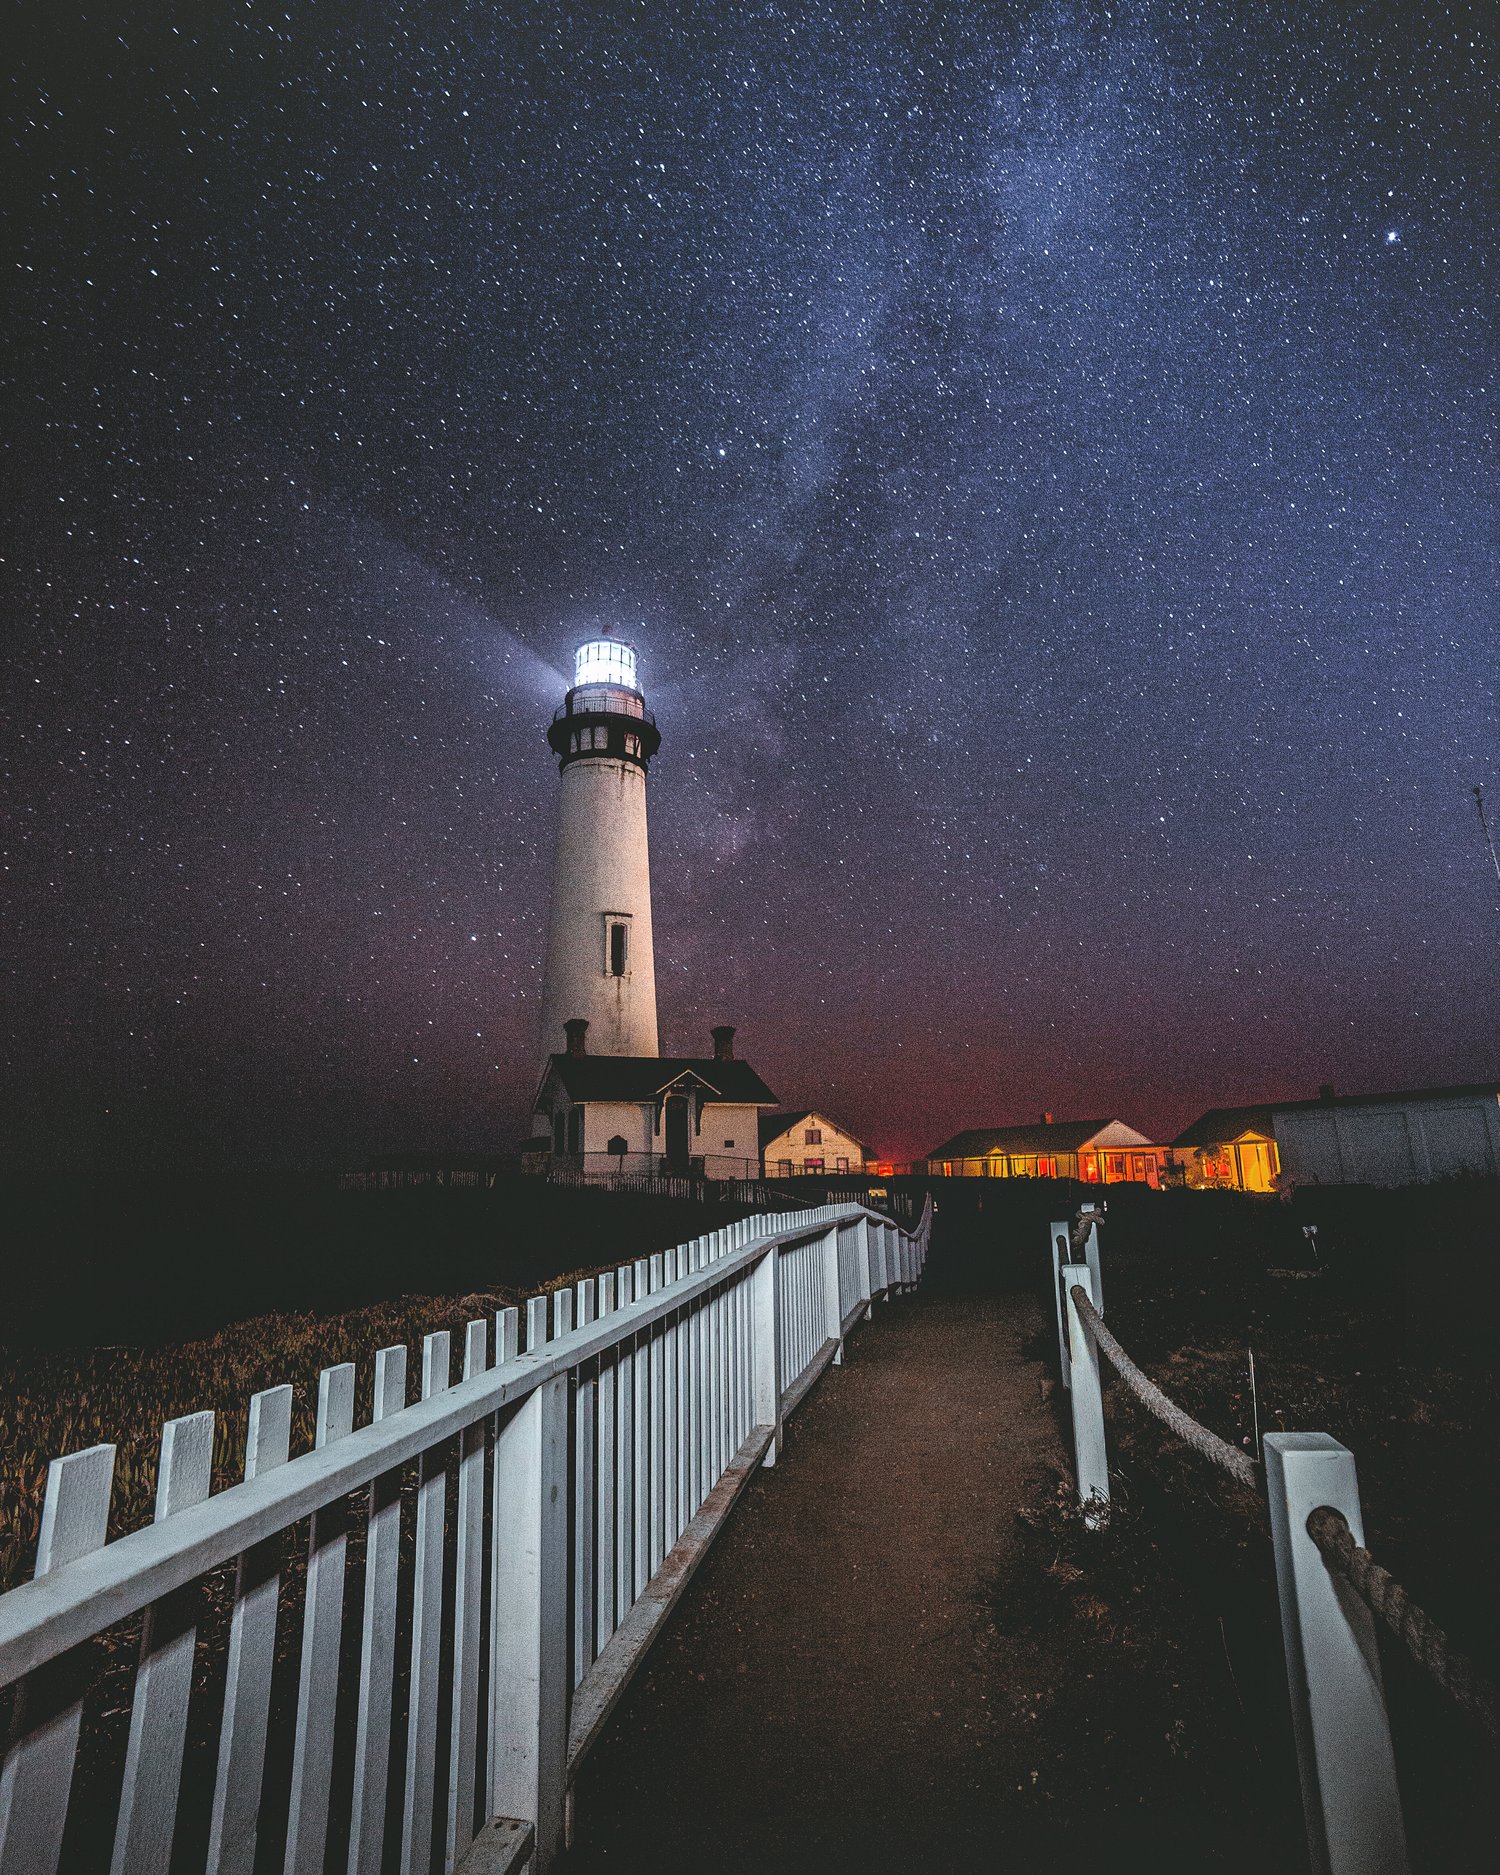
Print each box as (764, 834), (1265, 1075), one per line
(0, 1200), (929, 1875)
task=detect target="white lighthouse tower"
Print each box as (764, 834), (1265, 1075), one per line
(538, 634), (662, 1068)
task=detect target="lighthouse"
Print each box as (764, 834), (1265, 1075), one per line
(538, 635), (662, 1067)
(532, 633), (778, 1178)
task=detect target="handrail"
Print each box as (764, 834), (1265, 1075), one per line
(1067, 1284), (1259, 1492)
(1305, 1506), (1500, 1743)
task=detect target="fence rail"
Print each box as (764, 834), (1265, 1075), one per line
(0, 1199), (929, 1875)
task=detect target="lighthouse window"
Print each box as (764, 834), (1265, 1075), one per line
(608, 920), (628, 977)
(625, 732), (640, 757)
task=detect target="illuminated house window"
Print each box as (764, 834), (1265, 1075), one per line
(836, 1156), (849, 1173)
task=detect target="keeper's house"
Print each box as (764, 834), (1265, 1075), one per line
(1170, 1105), (1280, 1193)
(926, 1117), (1166, 1186)
(534, 1022), (776, 1181)
(759, 1110), (869, 1178)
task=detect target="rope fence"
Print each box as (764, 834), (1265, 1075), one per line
(1049, 1205), (1496, 1874)
(1067, 1284), (1260, 1492)
(1305, 1506), (1500, 1745)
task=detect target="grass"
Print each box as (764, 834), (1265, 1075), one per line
(0, 1172), (758, 1592)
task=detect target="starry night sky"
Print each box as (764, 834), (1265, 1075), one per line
(4, 1), (1497, 1173)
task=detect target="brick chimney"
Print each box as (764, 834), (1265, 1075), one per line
(1041, 1111), (1053, 1125)
(711, 1024), (736, 1062)
(1318, 1082), (1336, 1103)
(564, 1018), (589, 1057)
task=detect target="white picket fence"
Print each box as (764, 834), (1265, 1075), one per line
(0, 1200), (930, 1875)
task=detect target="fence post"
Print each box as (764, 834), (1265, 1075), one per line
(490, 1373), (570, 1872)
(1063, 1267), (1108, 1528)
(820, 1226), (845, 1363)
(1048, 1220), (1071, 1392)
(751, 1242), (783, 1466)
(1079, 1204), (1104, 1313)
(1263, 1433), (1410, 1875)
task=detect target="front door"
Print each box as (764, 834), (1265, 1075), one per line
(664, 1096), (690, 1175)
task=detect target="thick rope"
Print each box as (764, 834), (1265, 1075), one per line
(1068, 1285), (1260, 1491)
(1069, 1206), (1104, 1254)
(1305, 1506), (1500, 1743)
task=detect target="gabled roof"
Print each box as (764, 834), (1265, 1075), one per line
(926, 1118), (1150, 1159)
(1172, 1104), (1278, 1149)
(757, 1110), (872, 1153)
(540, 1054), (777, 1107)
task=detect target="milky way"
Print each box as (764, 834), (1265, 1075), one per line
(4, 1), (1496, 1170)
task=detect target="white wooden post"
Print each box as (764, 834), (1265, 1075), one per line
(593, 1273), (617, 1655)
(1062, 1268), (1108, 1528)
(490, 1374), (570, 1873)
(1079, 1206), (1104, 1313)
(751, 1243), (783, 1467)
(347, 1350), (406, 1875)
(1048, 1221), (1072, 1392)
(402, 1335), (449, 1875)
(0, 1444), (115, 1875)
(112, 1410), (215, 1875)
(208, 1385), (293, 1875)
(286, 1366), (355, 1875)
(573, 1277), (597, 1692)
(820, 1226), (844, 1364)
(1263, 1434), (1410, 1875)
(446, 1321), (489, 1873)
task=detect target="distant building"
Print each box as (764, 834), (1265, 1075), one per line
(926, 1117), (1165, 1186)
(759, 1110), (869, 1178)
(1171, 1105), (1280, 1192)
(1271, 1083), (1500, 1187)
(534, 1021), (775, 1180)
(1171, 1083), (1500, 1190)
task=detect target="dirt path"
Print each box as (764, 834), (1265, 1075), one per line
(565, 1289), (1053, 1871)
(564, 1264), (1277, 1873)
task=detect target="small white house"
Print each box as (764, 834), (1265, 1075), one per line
(534, 1022), (776, 1181)
(758, 1111), (869, 1178)
(1271, 1083), (1500, 1187)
